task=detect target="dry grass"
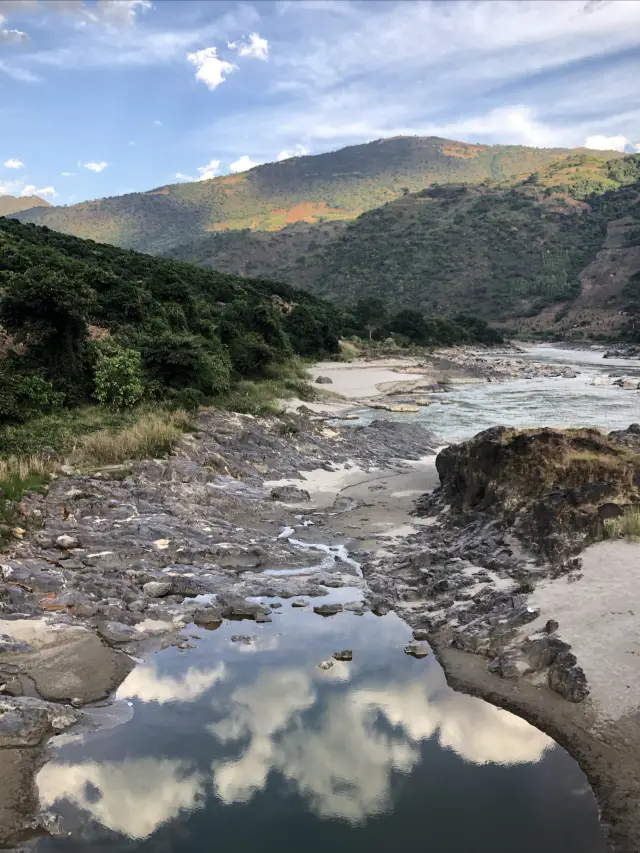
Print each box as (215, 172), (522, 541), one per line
(72, 410), (190, 467)
(0, 454), (57, 482)
(605, 507), (640, 542)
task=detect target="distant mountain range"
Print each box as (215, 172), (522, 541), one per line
(0, 195), (51, 216)
(10, 136), (622, 254)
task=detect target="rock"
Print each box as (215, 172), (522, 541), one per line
(370, 598), (390, 616)
(404, 642), (429, 658)
(313, 603), (343, 617)
(143, 580), (173, 598)
(0, 696), (79, 748)
(218, 595), (270, 620)
(291, 599), (309, 608)
(412, 628), (430, 641)
(523, 633), (571, 670)
(333, 649), (352, 661)
(548, 650), (590, 702)
(544, 619), (559, 634)
(255, 612), (272, 623)
(190, 606), (222, 625)
(97, 621), (139, 645)
(56, 534), (79, 550)
(488, 650), (533, 680)
(315, 376), (333, 384)
(231, 634), (257, 644)
(317, 659), (334, 670)
(270, 486), (311, 503)
(344, 600), (367, 614)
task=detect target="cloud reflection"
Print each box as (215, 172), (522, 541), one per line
(210, 667), (551, 822)
(37, 758), (203, 838)
(116, 662), (227, 704)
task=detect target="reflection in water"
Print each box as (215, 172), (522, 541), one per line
(34, 596), (608, 852)
(117, 662), (227, 704)
(37, 758), (204, 839)
(210, 669), (550, 822)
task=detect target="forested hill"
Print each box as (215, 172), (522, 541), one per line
(166, 154), (640, 340)
(0, 217), (343, 422)
(10, 136), (620, 255)
(0, 195), (51, 216)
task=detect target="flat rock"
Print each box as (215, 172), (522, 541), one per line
(318, 659), (334, 670)
(55, 534), (78, 550)
(313, 603), (343, 617)
(143, 581), (173, 598)
(291, 599), (309, 608)
(404, 642), (430, 658)
(97, 621), (139, 645)
(333, 649), (352, 661)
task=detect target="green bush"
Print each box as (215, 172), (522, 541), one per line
(93, 341), (145, 409)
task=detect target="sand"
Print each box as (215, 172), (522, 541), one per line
(529, 540), (640, 721)
(307, 359), (428, 400)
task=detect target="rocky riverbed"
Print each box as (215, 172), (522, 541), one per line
(1, 348), (639, 851)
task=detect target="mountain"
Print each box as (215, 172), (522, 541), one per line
(10, 137), (620, 255)
(0, 195), (51, 216)
(166, 154), (640, 339)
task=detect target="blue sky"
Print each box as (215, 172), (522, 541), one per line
(1, 0), (639, 205)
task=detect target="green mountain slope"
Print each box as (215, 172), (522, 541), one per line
(0, 195), (51, 216)
(11, 137), (618, 254)
(0, 217), (343, 424)
(167, 154), (640, 339)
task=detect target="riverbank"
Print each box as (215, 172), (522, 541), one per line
(0, 348), (637, 850)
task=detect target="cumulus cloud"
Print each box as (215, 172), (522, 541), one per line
(3, 158), (24, 169)
(83, 161), (109, 172)
(187, 46), (236, 90)
(0, 24), (28, 44)
(21, 184), (56, 197)
(277, 144), (309, 161)
(37, 758), (203, 839)
(175, 171), (193, 181)
(584, 133), (631, 152)
(117, 662), (226, 704)
(233, 32), (268, 60)
(197, 158), (221, 179)
(229, 155), (258, 173)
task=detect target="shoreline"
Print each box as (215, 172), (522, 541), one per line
(0, 348), (637, 849)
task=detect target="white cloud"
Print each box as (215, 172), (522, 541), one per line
(277, 144), (309, 161)
(187, 46), (236, 90)
(175, 171), (194, 181)
(234, 32), (268, 61)
(84, 0), (152, 27)
(61, 171), (75, 177)
(117, 662), (226, 704)
(37, 758), (203, 839)
(197, 158), (221, 180)
(20, 184), (56, 197)
(83, 161), (109, 172)
(584, 133), (630, 152)
(3, 158), (24, 169)
(229, 155), (258, 173)
(0, 25), (28, 44)
(153, 118), (162, 126)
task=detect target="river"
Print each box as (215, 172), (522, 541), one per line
(33, 344), (639, 853)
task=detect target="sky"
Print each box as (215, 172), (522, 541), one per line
(0, 0), (639, 205)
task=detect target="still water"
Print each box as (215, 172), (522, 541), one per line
(357, 345), (640, 442)
(34, 345), (620, 852)
(35, 590), (608, 853)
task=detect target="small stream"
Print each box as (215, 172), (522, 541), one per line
(32, 344), (633, 852)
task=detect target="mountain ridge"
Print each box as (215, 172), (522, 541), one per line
(11, 136), (624, 254)
(0, 195), (52, 216)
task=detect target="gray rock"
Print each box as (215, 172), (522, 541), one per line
(317, 659), (334, 670)
(404, 642), (429, 658)
(231, 634), (257, 644)
(143, 581), (173, 598)
(97, 621), (139, 645)
(412, 628), (430, 641)
(333, 649), (353, 661)
(544, 619), (559, 634)
(0, 697), (79, 748)
(291, 599), (309, 608)
(313, 603), (343, 617)
(270, 486), (311, 503)
(190, 606), (222, 625)
(315, 376), (333, 384)
(344, 600), (367, 614)
(548, 651), (590, 702)
(218, 595), (270, 620)
(56, 534), (79, 550)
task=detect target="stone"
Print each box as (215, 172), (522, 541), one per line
(291, 599), (309, 608)
(270, 486), (311, 503)
(333, 649), (352, 661)
(344, 600), (367, 614)
(0, 696), (79, 748)
(190, 606), (222, 625)
(255, 612), (272, 623)
(56, 534), (79, 550)
(143, 580), (173, 598)
(313, 603), (343, 617)
(315, 376), (333, 384)
(412, 628), (430, 641)
(548, 651), (590, 702)
(488, 650), (533, 680)
(404, 642), (429, 658)
(317, 659), (334, 670)
(231, 634), (256, 644)
(218, 595), (270, 620)
(544, 619), (559, 634)
(97, 621), (139, 645)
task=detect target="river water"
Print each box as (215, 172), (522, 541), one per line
(33, 345), (637, 853)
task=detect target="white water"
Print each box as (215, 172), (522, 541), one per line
(355, 345), (640, 443)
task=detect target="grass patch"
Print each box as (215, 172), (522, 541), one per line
(217, 360), (317, 416)
(604, 506), (640, 541)
(71, 410), (190, 467)
(0, 457), (53, 545)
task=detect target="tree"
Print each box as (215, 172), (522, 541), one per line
(353, 297), (387, 340)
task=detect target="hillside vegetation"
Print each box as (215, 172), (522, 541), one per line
(167, 154), (640, 338)
(11, 137), (619, 254)
(0, 195), (51, 216)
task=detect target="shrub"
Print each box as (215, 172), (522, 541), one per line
(93, 341), (145, 409)
(0, 362), (64, 424)
(604, 506), (640, 541)
(73, 410), (189, 467)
